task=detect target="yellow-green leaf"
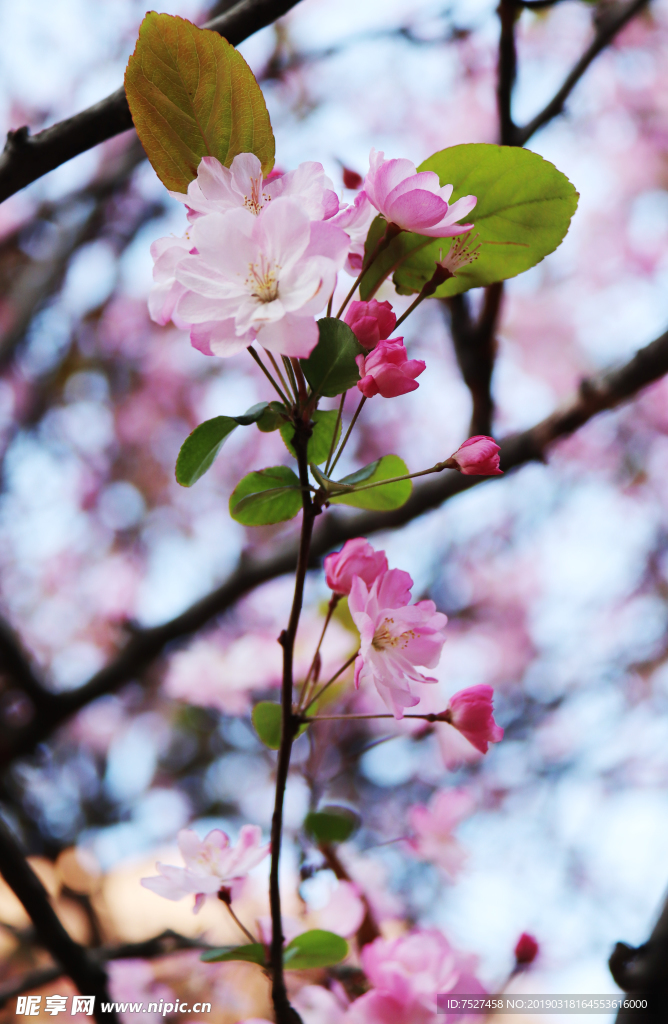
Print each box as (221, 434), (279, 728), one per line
(124, 13), (274, 192)
(329, 455), (412, 511)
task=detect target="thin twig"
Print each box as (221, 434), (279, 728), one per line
(328, 396), (366, 477)
(248, 347), (292, 405)
(324, 393), (346, 476)
(297, 595), (340, 711)
(302, 651), (359, 712)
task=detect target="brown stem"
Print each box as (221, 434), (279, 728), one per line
(0, 818), (118, 1023)
(498, 0), (519, 146)
(269, 417), (315, 1024)
(302, 651), (359, 713)
(298, 594), (340, 711)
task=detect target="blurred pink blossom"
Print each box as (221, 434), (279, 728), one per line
(407, 789), (475, 877)
(107, 960), (174, 1024)
(170, 153), (339, 221)
(447, 436), (502, 476)
(345, 930), (484, 1024)
(363, 149), (476, 237)
(294, 983), (350, 1024)
(324, 538), (388, 595)
(349, 569), (448, 718)
(174, 198), (348, 358)
(344, 299), (397, 348)
(141, 826), (269, 913)
(356, 339), (426, 398)
(446, 685), (504, 753)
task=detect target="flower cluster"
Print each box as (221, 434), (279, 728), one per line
(149, 150), (476, 362)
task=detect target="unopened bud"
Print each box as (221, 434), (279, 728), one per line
(217, 886), (233, 905)
(514, 932), (539, 965)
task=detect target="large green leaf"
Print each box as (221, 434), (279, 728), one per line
(125, 13), (274, 192)
(252, 702), (309, 749)
(304, 807), (360, 844)
(230, 466), (303, 525)
(360, 144), (578, 300)
(201, 943), (265, 965)
(284, 930), (349, 970)
(330, 455), (412, 511)
(176, 404), (269, 487)
(301, 319), (365, 398)
(280, 410), (341, 465)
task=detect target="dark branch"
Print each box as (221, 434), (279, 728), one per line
(0, 0), (304, 204)
(2, 326), (668, 765)
(516, 0), (651, 146)
(498, 0), (519, 146)
(0, 817), (117, 1022)
(445, 283), (504, 437)
(610, 887), (668, 1020)
(0, 929), (209, 1008)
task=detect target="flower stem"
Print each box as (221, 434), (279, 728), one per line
(301, 650), (359, 713)
(394, 292), (428, 331)
(290, 358), (309, 407)
(330, 459), (450, 495)
(300, 711), (447, 722)
(265, 349), (293, 402)
(282, 355), (300, 404)
(297, 594), (340, 711)
(324, 393), (346, 476)
(223, 901), (258, 945)
(327, 396), (366, 477)
(335, 224), (402, 319)
(269, 418), (315, 1024)
(248, 347), (292, 407)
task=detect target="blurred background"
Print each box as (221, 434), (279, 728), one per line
(0, 0), (668, 1020)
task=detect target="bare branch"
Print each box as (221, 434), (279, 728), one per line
(0, 327), (667, 764)
(610, 887), (668, 1020)
(498, 0), (519, 146)
(0, 817), (117, 1022)
(516, 0), (651, 146)
(0, 0), (304, 204)
(445, 283), (504, 437)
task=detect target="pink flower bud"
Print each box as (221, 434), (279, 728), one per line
(344, 300), (396, 349)
(324, 538), (388, 596)
(342, 166), (363, 190)
(356, 339), (426, 398)
(514, 932), (539, 965)
(447, 435), (502, 476)
(445, 684), (504, 754)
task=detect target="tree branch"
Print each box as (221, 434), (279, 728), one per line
(498, 0), (519, 146)
(1, 326), (668, 765)
(445, 283), (504, 437)
(0, 0), (304, 204)
(0, 817), (117, 1022)
(515, 0), (651, 146)
(610, 887), (668, 1020)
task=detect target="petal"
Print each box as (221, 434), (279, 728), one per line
(255, 197), (311, 269)
(385, 190), (449, 232)
(258, 313), (319, 358)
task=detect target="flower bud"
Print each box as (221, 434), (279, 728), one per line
(356, 339), (425, 398)
(445, 685), (504, 753)
(324, 538), (388, 596)
(445, 436), (502, 476)
(345, 300), (396, 349)
(514, 932), (539, 965)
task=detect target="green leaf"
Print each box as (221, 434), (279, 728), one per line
(200, 943), (265, 965)
(176, 404), (270, 486)
(124, 13), (275, 193)
(229, 466), (302, 525)
(330, 455), (412, 511)
(280, 410), (341, 465)
(360, 144), (578, 300)
(252, 702), (309, 749)
(304, 806), (360, 844)
(284, 930), (349, 970)
(301, 319), (365, 398)
(257, 401), (288, 432)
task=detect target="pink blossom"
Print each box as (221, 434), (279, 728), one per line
(445, 685), (504, 753)
(170, 153), (339, 221)
(363, 149), (476, 237)
(407, 789), (475, 878)
(147, 233), (192, 327)
(348, 570), (447, 718)
(345, 930), (483, 1024)
(140, 826), (269, 913)
(514, 932), (539, 965)
(331, 191), (376, 273)
(447, 436), (502, 476)
(356, 338), (426, 398)
(174, 198), (349, 357)
(344, 299), (396, 349)
(324, 538), (389, 596)
(107, 960), (174, 1024)
(295, 983), (350, 1024)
